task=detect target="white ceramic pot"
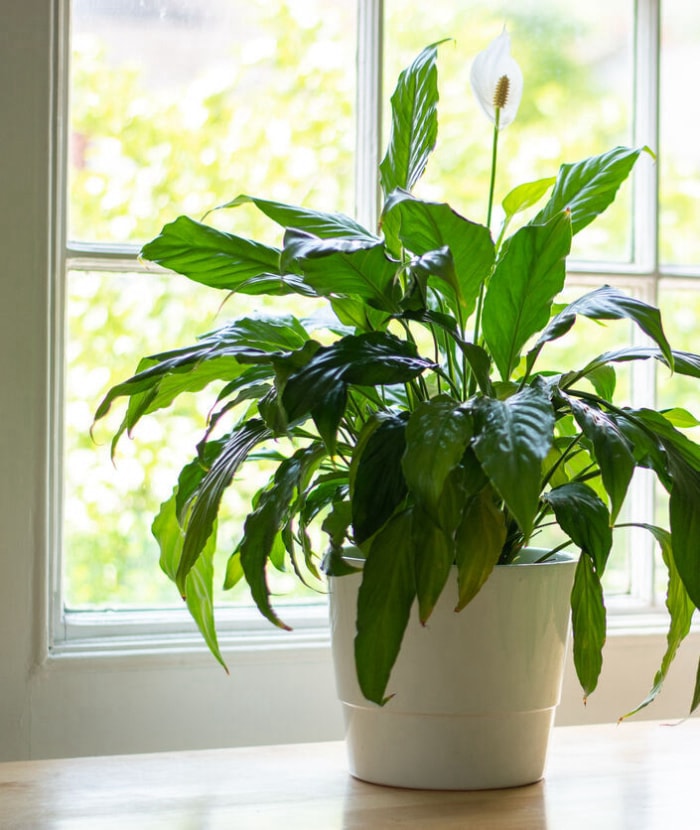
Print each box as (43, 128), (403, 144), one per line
(329, 549), (577, 790)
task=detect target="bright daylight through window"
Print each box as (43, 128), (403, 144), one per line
(62, 0), (699, 636)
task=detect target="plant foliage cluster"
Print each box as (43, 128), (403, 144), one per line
(96, 43), (700, 713)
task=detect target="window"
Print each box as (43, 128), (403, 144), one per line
(2, 0), (699, 762)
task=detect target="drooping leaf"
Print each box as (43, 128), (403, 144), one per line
(176, 419), (271, 595)
(152, 491), (227, 671)
(281, 230), (399, 311)
(472, 384), (555, 538)
(454, 487), (507, 610)
(565, 395), (635, 523)
(383, 191), (495, 315)
(402, 396), (473, 521)
(239, 445), (326, 630)
(218, 194), (376, 241)
(543, 481), (613, 575)
(94, 314), (310, 451)
(412, 510), (454, 624)
(691, 659), (700, 716)
(482, 211), (572, 381)
(622, 524), (695, 718)
(379, 42), (444, 198)
(281, 332), (434, 447)
(571, 552), (606, 699)
(140, 215), (284, 291)
(533, 145), (652, 235)
(351, 413), (408, 543)
(527, 285), (673, 374)
(355, 510), (417, 704)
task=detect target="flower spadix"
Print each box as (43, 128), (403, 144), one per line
(470, 29), (523, 128)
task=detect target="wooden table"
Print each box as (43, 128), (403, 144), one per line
(1, 720), (697, 828)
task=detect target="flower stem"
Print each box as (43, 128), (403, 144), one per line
(472, 111), (501, 351)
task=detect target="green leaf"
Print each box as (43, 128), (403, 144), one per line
(281, 230), (399, 310)
(219, 194), (376, 240)
(473, 384), (555, 538)
(379, 42), (444, 198)
(152, 491), (227, 671)
(454, 488), (507, 611)
(383, 191), (495, 316)
(566, 395), (635, 523)
(177, 419), (271, 595)
(281, 332), (434, 448)
(571, 552), (606, 699)
(141, 215), (283, 291)
(239, 445), (325, 630)
(223, 549), (244, 591)
(528, 285), (673, 374)
(412, 511), (453, 625)
(691, 659), (700, 716)
(402, 396), (473, 522)
(351, 413), (408, 544)
(533, 145), (652, 235)
(355, 510), (417, 704)
(622, 524), (695, 718)
(482, 211), (572, 381)
(502, 176), (557, 219)
(662, 408), (700, 429)
(543, 482), (613, 575)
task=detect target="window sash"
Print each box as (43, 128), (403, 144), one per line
(55, 0), (676, 651)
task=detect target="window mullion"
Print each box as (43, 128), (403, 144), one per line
(627, 0), (661, 607)
(633, 0), (660, 273)
(354, 0), (384, 230)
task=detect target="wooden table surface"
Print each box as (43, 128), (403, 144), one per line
(1, 720), (697, 829)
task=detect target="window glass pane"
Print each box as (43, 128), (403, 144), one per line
(69, 0), (356, 244)
(65, 0), (355, 608)
(659, 3), (700, 267)
(384, 0), (634, 262)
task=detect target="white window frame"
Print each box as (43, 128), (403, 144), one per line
(1, 0), (698, 763)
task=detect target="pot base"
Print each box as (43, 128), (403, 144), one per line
(342, 703), (555, 790)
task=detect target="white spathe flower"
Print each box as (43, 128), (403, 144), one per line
(470, 29), (523, 129)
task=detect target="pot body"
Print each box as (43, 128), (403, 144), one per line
(329, 550), (577, 790)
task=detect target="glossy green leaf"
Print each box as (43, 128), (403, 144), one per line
(219, 194), (376, 240)
(239, 445), (325, 630)
(141, 215), (284, 291)
(383, 192), (495, 316)
(282, 332), (434, 435)
(566, 395), (635, 522)
(533, 145), (652, 235)
(379, 42), (444, 198)
(152, 491), (227, 671)
(454, 488), (507, 611)
(483, 211), (572, 381)
(473, 384), (555, 538)
(351, 413), (408, 544)
(528, 285), (673, 374)
(176, 419), (271, 595)
(412, 510), (454, 624)
(355, 510), (417, 704)
(402, 396), (473, 521)
(622, 525), (695, 718)
(281, 230), (399, 310)
(543, 482), (612, 575)
(571, 552), (606, 699)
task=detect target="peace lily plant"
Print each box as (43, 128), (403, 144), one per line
(96, 34), (700, 715)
